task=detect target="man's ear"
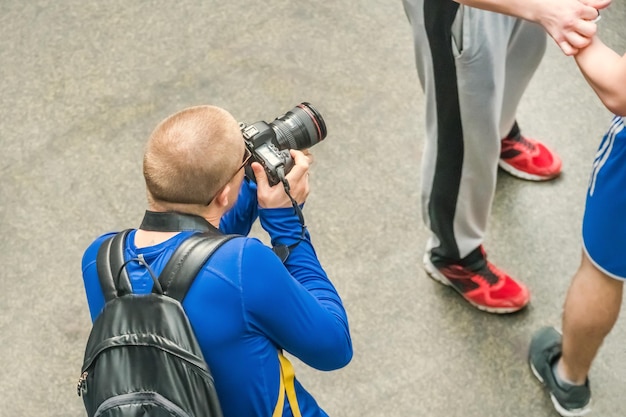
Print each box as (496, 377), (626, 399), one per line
(212, 183), (231, 208)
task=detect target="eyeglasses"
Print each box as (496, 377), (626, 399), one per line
(236, 146), (253, 173)
(206, 147), (252, 206)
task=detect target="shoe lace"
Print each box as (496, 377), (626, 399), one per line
(475, 263), (501, 286)
(509, 135), (536, 152)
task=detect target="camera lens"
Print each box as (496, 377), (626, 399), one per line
(270, 102), (327, 150)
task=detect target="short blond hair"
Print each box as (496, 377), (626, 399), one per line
(143, 105), (243, 205)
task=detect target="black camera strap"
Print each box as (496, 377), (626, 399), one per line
(275, 167), (307, 262)
(140, 209), (300, 263)
(139, 210), (215, 232)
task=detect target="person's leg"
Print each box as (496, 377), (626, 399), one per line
(402, 0), (467, 259)
(561, 115), (626, 381)
(403, 1), (509, 260)
(530, 116), (626, 415)
(498, 19), (562, 180)
(444, 5), (505, 260)
(500, 19), (546, 137)
(402, 1), (529, 313)
(559, 251), (623, 384)
(529, 252), (623, 416)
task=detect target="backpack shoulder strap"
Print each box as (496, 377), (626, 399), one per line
(273, 352), (303, 417)
(96, 229), (133, 302)
(158, 231), (238, 302)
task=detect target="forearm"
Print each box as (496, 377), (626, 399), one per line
(456, 0), (606, 21)
(575, 37), (626, 116)
(259, 208), (342, 307)
(242, 239), (352, 370)
(454, 0), (542, 21)
(455, 0), (608, 56)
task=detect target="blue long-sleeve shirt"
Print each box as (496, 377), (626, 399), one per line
(81, 179), (352, 417)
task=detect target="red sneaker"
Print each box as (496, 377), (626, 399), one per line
(423, 250), (530, 314)
(499, 135), (562, 181)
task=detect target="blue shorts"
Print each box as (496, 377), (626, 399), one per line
(582, 116), (626, 280)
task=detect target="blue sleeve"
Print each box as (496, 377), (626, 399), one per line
(243, 209), (353, 371)
(219, 177), (258, 235)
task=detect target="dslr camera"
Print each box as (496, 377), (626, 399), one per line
(239, 102), (327, 186)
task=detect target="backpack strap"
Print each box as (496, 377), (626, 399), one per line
(96, 229), (133, 302)
(273, 352), (302, 417)
(158, 230), (238, 302)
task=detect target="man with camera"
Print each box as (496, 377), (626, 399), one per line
(80, 104), (353, 417)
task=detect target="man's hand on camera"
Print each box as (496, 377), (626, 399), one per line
(252, 150), (312, 209)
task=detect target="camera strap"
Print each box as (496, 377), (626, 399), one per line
(139, 210), (216, 232)
(272, 168), (308, 263)
(139, 209), (298, 264)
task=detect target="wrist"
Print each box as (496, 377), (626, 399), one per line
(259, 207), (306, 241)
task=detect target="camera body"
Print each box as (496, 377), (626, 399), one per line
(240, 102), (327, 186)
(240, 121), (295, 186)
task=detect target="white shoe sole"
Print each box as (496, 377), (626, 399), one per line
(498, 159), (560, 181)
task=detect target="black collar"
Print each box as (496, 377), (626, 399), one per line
(139, 210), (219, 233)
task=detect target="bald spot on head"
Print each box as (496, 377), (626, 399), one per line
(143, 105), (243, 206)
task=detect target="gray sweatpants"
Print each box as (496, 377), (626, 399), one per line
(402, 0), (547, 262)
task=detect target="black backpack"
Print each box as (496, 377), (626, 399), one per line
(78, 229), (237, 417)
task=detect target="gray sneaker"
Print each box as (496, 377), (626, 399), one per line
(529, 327), (592, 416)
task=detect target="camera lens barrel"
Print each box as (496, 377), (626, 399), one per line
(270, 102), (327, 150)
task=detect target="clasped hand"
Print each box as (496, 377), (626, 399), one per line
(543, 0), (611, 56)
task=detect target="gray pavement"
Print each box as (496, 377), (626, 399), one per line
(1, 1), (626, 416)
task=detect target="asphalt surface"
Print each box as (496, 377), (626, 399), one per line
(1, 1), (626, 416)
